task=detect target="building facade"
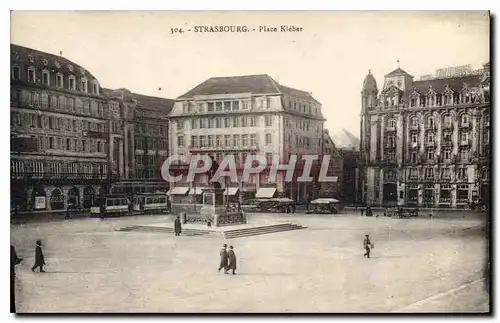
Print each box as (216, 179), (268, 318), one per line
(339, 148), (361, 205)
(320, 130), (344, 200)
(330, 129), (361, 205)
(10, 44), (174, 212)
(10, 44), (126, 211)
(167, 74), (329, 202)
(360, 63), (490, 208)
(104, 89), (174, 195)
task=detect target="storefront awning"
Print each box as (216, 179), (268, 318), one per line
(189, 187), (205, 195)
(166, 186), (190, 195)
(255, 187), (277, 199)
(224, 187), (240, 196)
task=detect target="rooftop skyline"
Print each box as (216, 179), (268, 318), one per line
(11, 11), (490, 136)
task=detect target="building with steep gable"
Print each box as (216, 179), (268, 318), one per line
(360, 63), (490, 208)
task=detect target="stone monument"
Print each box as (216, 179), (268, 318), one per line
(198, 182), (246, 227)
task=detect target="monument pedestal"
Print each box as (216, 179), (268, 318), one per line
(198, 187), (247, 227)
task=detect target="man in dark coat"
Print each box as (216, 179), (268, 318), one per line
(11, 245), (23, 313)
(31, 240), (46, 272)
(227, 245), (237, 275)
(218, 244), (228, 273)
(363, 234), (373, 258)
(174, 216), (182, 236)
(65, 205), (71, 220)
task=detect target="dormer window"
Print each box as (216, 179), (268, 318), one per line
(68, 64), (74, 72)
(92, 81), (99, 94)
(428, 94), (435, 107)
(42, 70), (50, 86)
(68, 75), (76, 90)
(410, 98), (416, 107)
(81, 78), (88, 93)
(436, 94), (442, 106)
(12, 65), (20, 80)
(27, 67), (36, 83)
(420, 96), (426, 107)
(42, 59), (48, 66)
(28, 55), (34, 63)
(56, 73), (63, 88)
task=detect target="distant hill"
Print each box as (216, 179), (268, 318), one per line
(330, 129), (360, 150)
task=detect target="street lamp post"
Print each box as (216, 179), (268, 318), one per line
(225, 176), (229, 209)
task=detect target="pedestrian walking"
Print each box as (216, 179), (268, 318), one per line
(65, 205), (71, 220)
(363, 234), (374, 258)
(218, 244), (228, 273)
(227, 245), (237, 275)
(174, 215), (182, 236)
(207, 219), (212, 229)
(361, 207), (364, 216)
(31, 240), (46, 272)
(11, 245), (23, 313)
(291, 203), (296, 214)
(100, 204), (105, 220)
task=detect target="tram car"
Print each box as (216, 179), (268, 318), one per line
(90, 194), (130, 217)
(133, 193), (169, 213)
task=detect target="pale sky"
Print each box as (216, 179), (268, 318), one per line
(11, 11), (490, 137)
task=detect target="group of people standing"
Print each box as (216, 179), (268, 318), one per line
(219, 244), (237, 275)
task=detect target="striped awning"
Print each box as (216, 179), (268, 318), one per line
(224, 187), (240, 196)
(255, 187), (277, 198)
(166, 186), (190, 195)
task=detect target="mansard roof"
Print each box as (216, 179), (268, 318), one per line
(177, 74), (320, 104)
(11, 43), (100, 83)
(412, 74), (483, 95)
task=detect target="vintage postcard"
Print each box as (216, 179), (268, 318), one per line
(9, 11), (490, 313)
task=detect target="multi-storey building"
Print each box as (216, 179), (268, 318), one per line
(329, 129), (361, 205)
(10, 44), (175, 212)
(167, 74), (327, 202)
(319, 130), (343, 200)
(10, 44), (124, 211)
(104, 89), (174, 195)
(360, 63), (490, 208)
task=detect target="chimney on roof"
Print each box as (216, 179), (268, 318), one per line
(59, 51), (63, 56)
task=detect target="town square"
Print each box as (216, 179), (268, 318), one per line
(9, 11), (490, 313)
(11, 210), (488, 313)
